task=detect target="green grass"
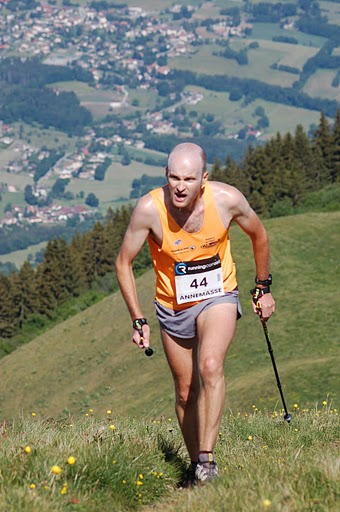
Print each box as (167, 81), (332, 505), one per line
(303, 69), (340, 102)
(249, 23), (327, 47)
(0, 408), (338, 511)
(171, 44), (298, 87)
(181, 84), (322, 137)
(49, 81), (125, 120)
(0, 212), (339, 421)
(67, 160), (166, 207)
(0, 241), (47, 269)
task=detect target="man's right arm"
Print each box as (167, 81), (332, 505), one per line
(115, 195), (156, 347)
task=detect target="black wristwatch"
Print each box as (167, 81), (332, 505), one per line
(255, 274), (272, 286)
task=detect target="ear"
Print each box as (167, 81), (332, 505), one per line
(165, 165), (169, 179)
(202, 171), (209, 185)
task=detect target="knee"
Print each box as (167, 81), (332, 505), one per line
(199, 356), (224, 385)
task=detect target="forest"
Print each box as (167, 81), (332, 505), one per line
(0, 59), (93, 135)
(0, 112), (338, 347)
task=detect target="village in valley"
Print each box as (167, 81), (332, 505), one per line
(1, 0), (338, 232)
(0, 1), (260, 229)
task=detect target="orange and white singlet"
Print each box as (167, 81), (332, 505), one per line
(148, 182), (237, 310)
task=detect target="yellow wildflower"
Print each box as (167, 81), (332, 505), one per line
(51, 465), (62, 475)
(67, 456), (76, 465)
(24, 446), (32, 454)
(263, 498), (272, 508)
(29, 483), (36, 489)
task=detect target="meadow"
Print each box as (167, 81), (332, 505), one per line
(0, 211), (338, 420)
(0, 406), (337, 511)
(303, 70), (340, 102)
(0, 211), (339, 510)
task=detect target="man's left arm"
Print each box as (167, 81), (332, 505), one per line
(231, 192), (275, 321)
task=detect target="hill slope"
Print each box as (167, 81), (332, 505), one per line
(0, 211), (339, 420)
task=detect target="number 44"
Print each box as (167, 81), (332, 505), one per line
(190, 277), (208, 289)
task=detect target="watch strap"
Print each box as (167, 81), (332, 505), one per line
(255, 274), (272, 286)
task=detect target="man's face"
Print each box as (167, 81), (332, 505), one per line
(166, 160), (208, 210)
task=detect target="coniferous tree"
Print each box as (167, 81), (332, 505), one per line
(209, 158), (223, 181)
(312, 112), (333, 186)
(293, 124), (317, 190)
(81, 222), (109, 286)
(70, 231), (88, 287)
(10, 261), (39, 327)
(330, 110), (340, 183)
(0, 274), (17, 337)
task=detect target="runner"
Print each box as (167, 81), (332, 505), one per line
(115, 142), (275, 483)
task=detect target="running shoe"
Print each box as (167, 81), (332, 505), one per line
(195, 452), (219, 483)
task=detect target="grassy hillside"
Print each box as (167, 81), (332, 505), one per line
(0, 409), (338, 511)
(0, 211), (339, 420)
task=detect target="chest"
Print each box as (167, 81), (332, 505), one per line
(170, 207), (204, 234)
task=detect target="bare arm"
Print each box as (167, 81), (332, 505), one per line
(229, 188), (275, 321)
(115, 195), (157, 347)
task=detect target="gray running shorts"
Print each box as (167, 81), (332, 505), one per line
(154, 290), (242, 339)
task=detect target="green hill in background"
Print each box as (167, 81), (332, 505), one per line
(0, 211), (338, 420)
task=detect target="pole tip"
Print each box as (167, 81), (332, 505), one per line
(145, 347), (153, 357)
(284, 413), (292, 423)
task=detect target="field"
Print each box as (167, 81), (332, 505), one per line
(181, 85), (322, 136)
(66, 159), (165, 206)
(249, 22), (327, 47)
(50, 81), (126, 120)
(303, 70), (340, 102)
(320, 0), (340, 25)
(171, 44), (299, 87)
(0, 211), (338, 420)
(0, 410), (338, 511)
(0, 241), (47, 269)
(53, 0), (202, 9)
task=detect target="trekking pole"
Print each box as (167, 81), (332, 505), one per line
(261, 321), (292, 423)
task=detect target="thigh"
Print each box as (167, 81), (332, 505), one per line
(196, 302), (238, 361)
(160, 329), (199, 386)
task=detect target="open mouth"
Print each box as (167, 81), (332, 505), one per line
(175, 191), (187, 201)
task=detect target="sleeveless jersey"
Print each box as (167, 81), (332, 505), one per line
(148, 182), (237, 310)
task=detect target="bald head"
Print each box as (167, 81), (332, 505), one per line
(167, 143), (207, 177)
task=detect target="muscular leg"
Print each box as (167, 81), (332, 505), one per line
(160, 330), (200, 461)
(196, 303), (237, 452)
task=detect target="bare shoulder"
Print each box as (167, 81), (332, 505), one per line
(209, 180), (249, 215)
(127, 192), (157, 230)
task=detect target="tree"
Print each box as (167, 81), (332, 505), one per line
(0, 274), (17, 337)
(85, 193), (99, 208)
(330, 110), (340, 183)
(312, 112), (333, 186)
(9, 262), (39, 327)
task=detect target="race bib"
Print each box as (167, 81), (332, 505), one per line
(174, 255), (224, 305)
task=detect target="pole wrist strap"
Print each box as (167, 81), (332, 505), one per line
(250, 286), (271, 308)
(132, 318), (148, 337)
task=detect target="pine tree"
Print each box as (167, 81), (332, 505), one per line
(81, 222), (109, 286)
(293, 124), (317, 191)
(312, 112), (333, 186)
(0, 274), (17, 337)
(330, 110), (340, 183)
(209, 158), (223, 181)
(10, 261), (39, 328)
